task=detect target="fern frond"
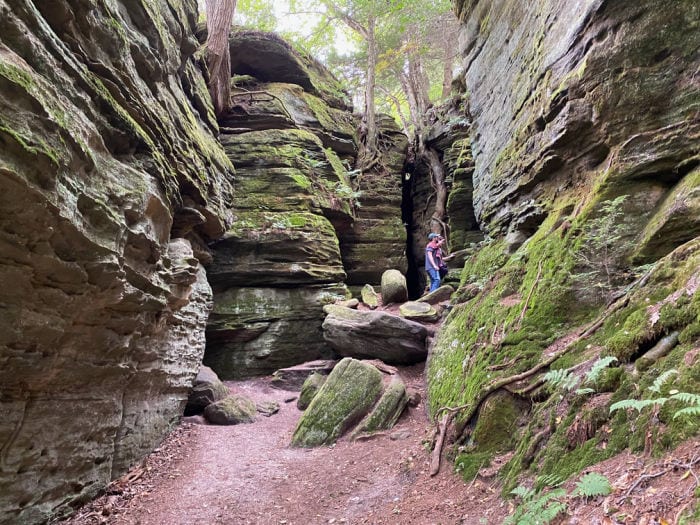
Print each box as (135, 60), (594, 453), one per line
(543, 368), (578, 391)
(648, 369), (678, 393)
(585, 356), (618, 386)
(610, 398), (668, 413)
(575, 388), (595, 395)
(673, 406), (700, 419)
(536, 473), (565, 489)
(572, 472), (612, 498)
(510, 485), (534, 500)
(670, 392), (700, 405)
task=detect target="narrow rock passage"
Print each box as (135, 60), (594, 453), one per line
(62, 364), (508, 525)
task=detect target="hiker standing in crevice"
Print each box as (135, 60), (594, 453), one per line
(425, 232), (446, 293)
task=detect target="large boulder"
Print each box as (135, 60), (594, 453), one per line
(185, 366), (230, 415)
(322, 306), (428, 365)
(352, 376), (409, 438)
(381, 269), (408, 304)
(204, 395), (257, 425)
(291, 358), (383, 447)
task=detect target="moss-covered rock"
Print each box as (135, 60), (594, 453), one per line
(291, 358), (383, 447)
(381, 269), (408, 304)
(185, 366), (230, 415)
(361, 284), (379, 309)
(399, 301), (439, 322)
(297, 372), (327, 410)
(352, 376), (409, 438)
(204, 395), (257, 425)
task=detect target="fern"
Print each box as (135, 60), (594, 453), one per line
(648, 369), (679, 393)
(572, 472), (612, 498)
(673, 406), (700, 419)
(535, 473), (565, 491)
(670, 392), (700, 405)
(610, 398), (668, 414)
(584, 356), (618, 387)
(505, 486), (567, 525)
(543, 368), (578, 391)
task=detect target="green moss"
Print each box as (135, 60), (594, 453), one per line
(455, 451), (492, 481)
(292, 358), (383, 447)
(605, 308), (652, 362)
(0, 61), (34, 90)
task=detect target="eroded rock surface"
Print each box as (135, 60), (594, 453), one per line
(0, 1), (233, 522)
(205, 32), (358, 379)
(322, 305), (428, 365)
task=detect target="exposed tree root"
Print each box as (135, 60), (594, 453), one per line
(429, 285), (640, 475)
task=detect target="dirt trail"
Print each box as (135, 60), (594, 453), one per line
(62, 364), (508, 525)
(61, 362), (700, 525)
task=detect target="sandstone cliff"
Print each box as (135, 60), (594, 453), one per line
(203, 31), (409, 379)
(0, 1), (233, 522)
(426, 0), (699, 491)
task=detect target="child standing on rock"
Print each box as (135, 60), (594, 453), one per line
(425, 233), (446, 293)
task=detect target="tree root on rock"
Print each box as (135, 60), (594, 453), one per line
(429, 286), (640, 476)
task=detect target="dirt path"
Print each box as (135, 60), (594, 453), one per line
(62, 364), (508, 525)
(60, 362), (700, 525)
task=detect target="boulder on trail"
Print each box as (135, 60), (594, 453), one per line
(380, 269), (408, 304)
(361, 283), (379, 309)
(204, 395), (257, 425)
(322, 305), (428, 365)
(297, 372), (327, 410)
(184, 366), (230, 415)
(352, 376), (408, 438)
(417, 284), (454, 305)
(291, 358), (383, 447)
(399, 301), (440, 322)
(270, 360), (338, 391)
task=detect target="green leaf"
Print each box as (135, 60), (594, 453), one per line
(648, 369), (678, 393)
(673, 406), (700, 419)
(573, 472), (612, 498)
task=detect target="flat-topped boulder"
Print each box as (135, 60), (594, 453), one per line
(322, 305), (428, 365)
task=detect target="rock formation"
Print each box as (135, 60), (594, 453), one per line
(322, 305), (428, 365)
(0, 1), (234, 522)
(423, 0), (700, 490)
(291, 357), (409, 447)
(203, 31), (357, 380)
(203, 31), (412, 379)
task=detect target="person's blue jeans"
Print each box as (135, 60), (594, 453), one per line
(427, 267), (441, 292)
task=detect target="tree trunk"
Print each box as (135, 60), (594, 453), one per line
(362, 15), (378, 160)
(206, 0), (237, 117)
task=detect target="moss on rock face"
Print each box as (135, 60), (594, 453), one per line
(291, 358), (383, 447)
(352, 377), (408, 437)
(297, 372), (326, 410)
(204, 395), (257, 425)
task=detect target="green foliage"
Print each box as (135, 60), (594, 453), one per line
(503, 486), (567, 525)
(584, 356), (619, 387)
(572, 195), (636, 301)
(543, 368), (578, 392)
(571, 472), (612, 498)
(504, 472), (611, 524)
(610, 369), (700, 421)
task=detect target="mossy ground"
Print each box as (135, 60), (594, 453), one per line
(428, 194), (700, 493)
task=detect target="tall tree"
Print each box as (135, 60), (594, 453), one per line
(206, 0), (237, 116)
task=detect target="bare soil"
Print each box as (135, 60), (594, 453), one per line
(60, 360), (700, 525)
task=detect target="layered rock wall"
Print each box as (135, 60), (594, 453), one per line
(204, 32), (356, 379)
(454, 0), (699, 247)
(0, 1), (233, 522)
(426, 0), (700, 490)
